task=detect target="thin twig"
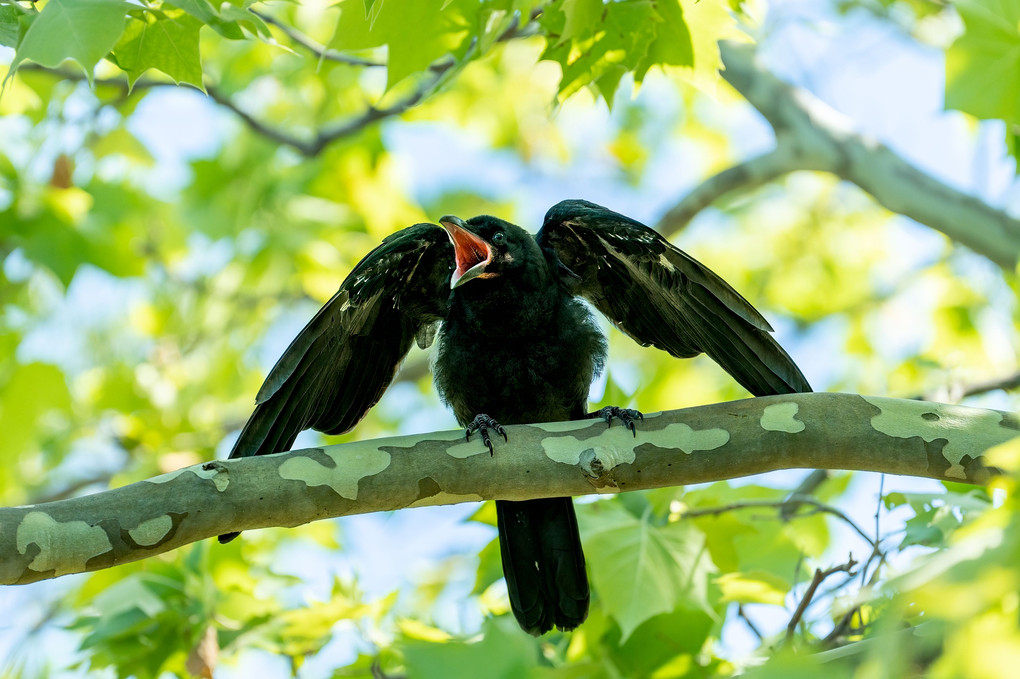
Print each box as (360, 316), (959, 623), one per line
(682, 497), (877, 549)
(915, 370), (1020, 402)
(737, 604), (765, 642)
(28, 473), (114, 505)
(820, 606), (860, 648)
(15, 9), (543, 157)
(785, 556), (858, 643)
(251, 9), (384, 67)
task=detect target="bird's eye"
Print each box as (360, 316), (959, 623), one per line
(492, 232), (506, 245)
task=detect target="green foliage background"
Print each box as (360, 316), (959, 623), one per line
(1, 0), (1020, 677)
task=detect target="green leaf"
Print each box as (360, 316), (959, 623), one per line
(401, 617), (539, 679)
(716, 570), (789, 605)
(605, 607), (716, 677)
(634, 0), (691, 80)
(364, 0), (385, 28)
(578, 500), (717, 641)
(164, 0), (245, 40)
(559, 0), (602, 45)
(329, 0), (473, 90)
(8, 0), (129, 85)
(112, 9), (203, 89)
(0, 362), (71, 463)
(946, 0), (1020, 126)
(0, 6), (20, 48)
(472, 537), (503, 595)
(218, 4), (271, 39)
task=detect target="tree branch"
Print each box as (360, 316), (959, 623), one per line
(786, 556), (859, 643)
(251, 10), (385, 67)
(656, 146), (812, 236)
(658, 42), (1020, 269)
(17, 10), (540, 157)
(681, 497), (877, 549)
(2, 393), (1014, 586)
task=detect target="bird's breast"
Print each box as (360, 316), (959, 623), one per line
(433, 296), (606, 427)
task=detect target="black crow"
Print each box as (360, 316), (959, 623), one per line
(221, 199), (811, 636)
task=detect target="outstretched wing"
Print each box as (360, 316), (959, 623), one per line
(230, 223), (454, 460)
(537, 199), (810, 396)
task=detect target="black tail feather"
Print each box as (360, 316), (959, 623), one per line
(496, 497), (589, 635)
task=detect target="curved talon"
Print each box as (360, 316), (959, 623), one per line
(466, 413), (507, 456)
(588, 406), (644, 438)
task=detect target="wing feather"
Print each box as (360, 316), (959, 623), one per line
(230, 224), (454, 459)
(537, 199), (810, 396)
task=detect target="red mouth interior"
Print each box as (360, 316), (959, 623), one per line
(446, 224), (491, 277)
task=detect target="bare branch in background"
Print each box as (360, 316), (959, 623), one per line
(658, 42), (1020, 269)
(19, 10), (540, 157)
(681, 497), (877, 549)
(252, 10), (385, 67)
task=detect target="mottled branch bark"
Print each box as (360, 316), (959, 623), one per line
(658, 43), (1020, 269)
(2, 393), (1016, 586)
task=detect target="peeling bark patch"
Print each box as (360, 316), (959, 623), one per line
(147, 468), (188, 485)
(16, 511), (112, 576)
(446, 440), (491, 459)
(534, 420), (599, 433)
(128, 515), (174, 546)
(542, 422), (729, 466)
(862, 396), (1007, 475)
(194, 463), (230, 491)
(147, 464), (229, 491)
(924, 438), (952, 478)
(760, 402), (805, 433)
(416, 476), (442, 501)
(407, 490), (484, 508)
(388, 429), (465, 451)
(278, 446), (390, 500)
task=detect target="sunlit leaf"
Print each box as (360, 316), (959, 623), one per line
(8, 0), (129, 84)
(578, 500), (717, 640)
(112, 9), (204, 89)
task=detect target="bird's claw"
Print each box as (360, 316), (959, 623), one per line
(588, 406), (644, 437)
(466, 413), (507, 456)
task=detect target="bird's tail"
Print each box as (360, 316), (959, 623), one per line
(496, 497), (589, 636)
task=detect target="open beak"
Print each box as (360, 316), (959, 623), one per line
(440, 215), (492, 288)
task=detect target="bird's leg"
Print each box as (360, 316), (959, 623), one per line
(466, 413), (508, 456)
(587, 406), (644, 436)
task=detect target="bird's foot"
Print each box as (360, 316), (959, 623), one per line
(588, 406), (644, 437)
(466, 413), (507, 456)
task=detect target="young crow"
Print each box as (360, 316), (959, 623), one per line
(222, 199), (811, 635)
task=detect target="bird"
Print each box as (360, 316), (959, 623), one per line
(220, 199), (811, 636)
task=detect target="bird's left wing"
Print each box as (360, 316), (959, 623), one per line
(537, 200), (810, 396)
(229, 223), (454, 460)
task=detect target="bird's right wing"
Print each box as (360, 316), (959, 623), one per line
(537, 200), (810, 396)
(229, 223), (454, 459)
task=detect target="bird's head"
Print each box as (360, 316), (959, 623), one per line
(439, 214), (536, 289)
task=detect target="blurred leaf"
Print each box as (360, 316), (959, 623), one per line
(946, 0), (1020, 128)
(472, 536), (503, 595)
(401, 616), (539, 679)
(716, 570), (789, 606)
(0, 362), (70, 470)
(330, 0), (473, 89)
(0, 6), (19, 48)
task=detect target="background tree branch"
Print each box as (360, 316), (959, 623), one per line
(3, 393), (1014, 586)
(657, 42), (1020, 269)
